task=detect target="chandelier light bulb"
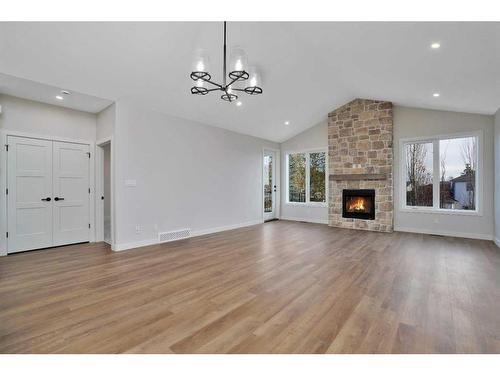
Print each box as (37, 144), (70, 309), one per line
(229, 47), (249, 80)
(247, 66), (261, 87)
(191, 49), (211, 81)
(234, 59), (243, 72)
(244, 67), (263, 95)
(196, 60), (205, 72)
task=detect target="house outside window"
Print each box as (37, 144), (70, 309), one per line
(401, 132), (481, 214)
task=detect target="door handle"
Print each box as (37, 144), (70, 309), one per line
(54, 197), (65, 201)
(41, 197), (51, 201)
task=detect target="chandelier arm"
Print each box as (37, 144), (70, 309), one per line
(199, 77), (224, 89)
(226, 75), (247, 88)
(204, 87), (224, 93)
(230, 88), (248, 92)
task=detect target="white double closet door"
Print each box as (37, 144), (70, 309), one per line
(7, 136), (90, 253)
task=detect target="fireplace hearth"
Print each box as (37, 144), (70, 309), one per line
(342, 189), (375, 220)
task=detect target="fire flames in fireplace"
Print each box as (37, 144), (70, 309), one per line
(342, 189), (375, 220)
(347, 197), (368, 212)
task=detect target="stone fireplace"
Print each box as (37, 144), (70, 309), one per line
(328, 99), (393, 232)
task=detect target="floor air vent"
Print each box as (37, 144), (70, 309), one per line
(158, 228), (191, 243)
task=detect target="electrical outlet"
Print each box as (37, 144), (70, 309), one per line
(135, 225), (141, 234)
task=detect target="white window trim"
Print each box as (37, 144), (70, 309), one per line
(285, 148), (328, 208)
(399, 130), (483, 216)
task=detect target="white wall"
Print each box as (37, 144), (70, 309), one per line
(96, 103), (115, 141)
(280, 120), (328, 224)
(0, 94), (96, 141)
(494, 108), (500, 246)
(112, 99), (279, 250)
(394, 106), (495, 240)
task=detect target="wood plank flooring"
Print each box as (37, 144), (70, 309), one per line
(1, 220), (499, 353)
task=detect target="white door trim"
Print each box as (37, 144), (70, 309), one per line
(0, 129), (96, 256)
(262, 147), (280, 222)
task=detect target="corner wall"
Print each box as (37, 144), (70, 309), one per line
(280, 120), (328, 224)
(113, 99), (279, 250)
(394, 106), (494, 240)
(0, 94), (96, 141)
(97, 103), (115, 141)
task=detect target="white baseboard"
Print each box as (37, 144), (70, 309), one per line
(280, 216), (328, 225)
(191, 219), (263, 237)
(394, 226), (493, 241)
(494, 237), (500, 248)
(112, 238), (158, 252)
(112, 219), (264, 252)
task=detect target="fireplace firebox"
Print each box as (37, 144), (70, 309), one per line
(342, 189), (375, 220)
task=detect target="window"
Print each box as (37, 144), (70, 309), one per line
(286, 150), (327, 205)
(288, 153), (306, 202)
(309, 152), (326, 202)
(402, 133), (480, 213)
(405, 142), (433, 207)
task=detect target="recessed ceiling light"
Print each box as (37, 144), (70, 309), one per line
(61, 90), (71, 95)
(55, 95), (64, 100)
(431, 43), (441, 49)
(236, 101), (242, 107)
(433, 93), (440, 97)
(284, 121), (290, 125)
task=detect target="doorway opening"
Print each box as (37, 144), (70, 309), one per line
(96, 139), (113, 246)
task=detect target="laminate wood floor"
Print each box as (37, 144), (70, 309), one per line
(1, 221), (499, 353)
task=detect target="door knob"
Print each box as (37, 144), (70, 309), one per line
(41, 197), (51, 201)
(54, 197), (65, 201)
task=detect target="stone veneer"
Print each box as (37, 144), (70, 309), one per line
(328, 98), (393, 232)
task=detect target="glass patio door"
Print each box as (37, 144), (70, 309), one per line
(263, 150), (277, 221)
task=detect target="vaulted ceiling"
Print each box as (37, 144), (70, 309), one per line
(1, 22), (499, 142)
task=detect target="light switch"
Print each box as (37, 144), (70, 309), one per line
(125, 179), (137, 187)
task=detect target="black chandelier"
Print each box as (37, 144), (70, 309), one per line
(190, 21), (263, 102)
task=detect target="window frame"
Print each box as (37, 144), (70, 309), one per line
(400, 130), (483, 216)
(285, 148), (328, 207)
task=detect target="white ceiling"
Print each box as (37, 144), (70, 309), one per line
(0, 22), (499, 142)
(0, 73), (112, 113)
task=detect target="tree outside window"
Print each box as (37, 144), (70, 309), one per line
(404, 135), (478, 212)
(287, 151), (326, 204)
(288, 153), (306, 203)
